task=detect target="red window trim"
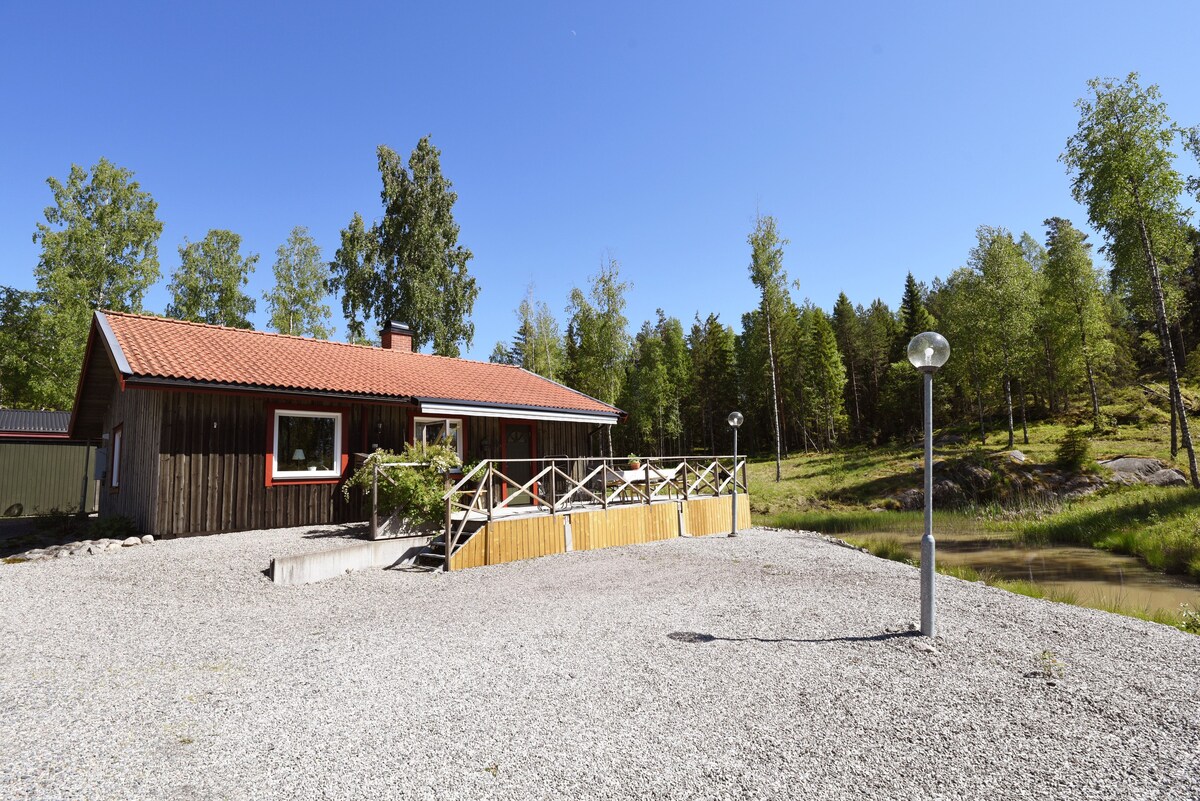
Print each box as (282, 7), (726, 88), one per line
(109, 423), (123, 493)
(265, 404), (351, 487)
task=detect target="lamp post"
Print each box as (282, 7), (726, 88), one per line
(907, 331), (950, 637)
(727, 411), (744, 537)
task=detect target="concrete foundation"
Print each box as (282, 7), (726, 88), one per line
(271, 535), (434, 586)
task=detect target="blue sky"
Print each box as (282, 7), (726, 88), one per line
(2, 1), (1199, 360)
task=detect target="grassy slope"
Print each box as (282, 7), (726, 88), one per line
(744, 398), (1200, 630)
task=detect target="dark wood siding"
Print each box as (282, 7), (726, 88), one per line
(98, 385), (163, 534)
(99, 388), (602, 538)
(153, 393), (410, 538)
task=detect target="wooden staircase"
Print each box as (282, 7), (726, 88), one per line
(414, 519), (487, 570)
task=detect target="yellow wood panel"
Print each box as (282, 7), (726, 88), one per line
(450, 495), (751, 570)
(683, 495), (751, 537)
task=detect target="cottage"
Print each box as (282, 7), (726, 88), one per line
(69, 312), (622, 538)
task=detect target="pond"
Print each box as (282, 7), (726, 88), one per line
(847, 521), (1200, 620)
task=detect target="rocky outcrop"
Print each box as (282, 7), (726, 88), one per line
(887, 452), (1188, 511)
(1098, 457), (1187, 487)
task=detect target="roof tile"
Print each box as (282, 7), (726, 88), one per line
(101, 312), (619, 416)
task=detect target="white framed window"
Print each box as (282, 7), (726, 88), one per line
(273, 409), (343, 479)
(413, 416), (463, 461)
(110, 426), (123, 489)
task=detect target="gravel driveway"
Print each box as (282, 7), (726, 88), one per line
(2, 525), (1198, 800)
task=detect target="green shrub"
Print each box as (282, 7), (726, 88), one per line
(342, 443), (461, 526)
(33, 508), (77, 537)
(89, 515), (137, 539)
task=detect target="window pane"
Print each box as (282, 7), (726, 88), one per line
(277, 415), (336, 472)
(415, 419), (460, 455)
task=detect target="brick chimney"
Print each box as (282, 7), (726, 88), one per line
(381, 321), (414, 352)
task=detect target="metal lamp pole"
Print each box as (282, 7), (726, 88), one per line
(728, 411), (743, 537)
(907, 332), (949, 638)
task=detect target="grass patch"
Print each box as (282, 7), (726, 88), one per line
(2, 556), (30, 564)
(767, 508), (987, 536)
(1013, 486), (1200, 579)
(844, 535), (913, 563)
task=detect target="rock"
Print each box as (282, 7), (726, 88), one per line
(122, 537), (141, 547)
(934, 433), (965, 446)
(1005, 450), (1026, 463)
(1099, 457), (1186, 487)
(141, 534), (154, 544)
(1145, 468), (1187, 487)
(56, 550), (71, 559)
(1098, 457), (1166, 478)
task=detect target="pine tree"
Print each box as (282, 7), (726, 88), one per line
(831, 292), (863, 438)
(687, 313), (739, 455)
(896, 272), (937, 355)
(801, 305), (847, 448)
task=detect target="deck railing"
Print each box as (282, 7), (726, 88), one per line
(440, 456), (747, 560)
(365, 454), (748, 552)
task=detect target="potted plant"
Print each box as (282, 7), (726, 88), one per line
(626, 454), (642, 470)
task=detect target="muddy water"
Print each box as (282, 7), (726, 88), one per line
(850, 524), (1200, 618)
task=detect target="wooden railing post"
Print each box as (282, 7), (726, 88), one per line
(549, 460), (558, 513)
(644, 463), (652, 505)
(443, 473), (453, 571)
(486, 463), (494, 524)
(370, 460), (379, 540)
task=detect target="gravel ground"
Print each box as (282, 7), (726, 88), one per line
(2, 525), (1198, 801)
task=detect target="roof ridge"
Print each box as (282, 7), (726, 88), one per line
(101, 310), (558, 369)
(101, 310), (383, 353)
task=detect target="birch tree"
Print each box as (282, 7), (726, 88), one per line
(264, 226), (333, 338)
(330, 137), (478, 356)
(747, 214), (789, 481)
(166, 230), (258, 328)
(1042, 217), (1112, 429)
(1062, 73), (1199, 486)
(29, 158), (162, 408)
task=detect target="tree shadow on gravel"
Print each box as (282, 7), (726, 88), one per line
(667, 630), (920, 645)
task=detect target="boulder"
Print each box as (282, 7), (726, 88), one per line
(1099, 457), (1186, 487)
(140, 534), (154, 544)
(1145, 468), (1187, 487)
(1098, 457), (1167, 478)
(121, 536), (141, 547)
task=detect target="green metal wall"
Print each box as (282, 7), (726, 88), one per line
(0, 442), (97, 517)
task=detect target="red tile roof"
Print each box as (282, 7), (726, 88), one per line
(99, 312), (620, 417)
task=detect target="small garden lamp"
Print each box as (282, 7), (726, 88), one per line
(907, 331), (950, 637)
(727, 411), (744, 537)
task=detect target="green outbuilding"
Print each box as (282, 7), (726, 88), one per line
(0, 410), (97, 517)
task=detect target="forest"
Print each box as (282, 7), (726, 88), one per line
(4, 73), (1200, 488)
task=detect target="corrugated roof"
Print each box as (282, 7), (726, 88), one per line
(99, 312), (620, 417)
(0, 409), (70, 434)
